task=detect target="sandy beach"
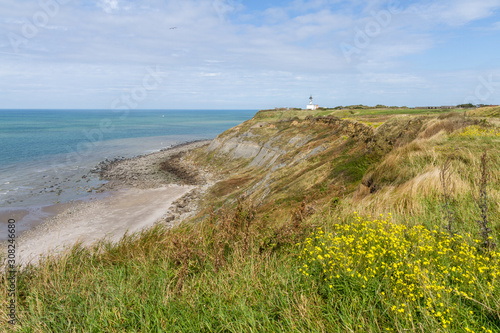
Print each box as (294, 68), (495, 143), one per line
(2, 140), (212, 268)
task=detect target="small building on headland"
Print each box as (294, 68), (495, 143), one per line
(306, 95), (318, 110)
(415, 106), (456, 109)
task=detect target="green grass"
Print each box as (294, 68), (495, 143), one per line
(3, 195), (498, 331)
(467, 106), (500, 118)
(330, 152), (377, 184)
(253, 109), (334, 122)
(2, 109), (499, 332)
(252, 108), (466, 123)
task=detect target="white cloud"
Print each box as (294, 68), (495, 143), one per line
(444, 0), (500, 25)
(98, 0), (120, 13)
(212, 0), (244, 20)
(412, 0), (500, 26)
(201, 72), (222, 77)
(359, 73), (427, 85)
(0, 0), (499, 108)
(491, 21), (500, 29)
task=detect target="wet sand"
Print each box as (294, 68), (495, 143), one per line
(0, 140), (212, 268)
(0, 208), (29, 224)
(14, 185), (194, 266)
(0, 197), (107, 242)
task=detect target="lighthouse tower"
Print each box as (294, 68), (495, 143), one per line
(306, 95), (318, 110)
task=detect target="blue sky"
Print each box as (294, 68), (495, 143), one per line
(1, 0), (499, 109)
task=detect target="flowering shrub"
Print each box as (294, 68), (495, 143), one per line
(456, 126), (500, 138)
(299, 213), (500, 331)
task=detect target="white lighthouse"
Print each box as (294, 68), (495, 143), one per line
(306, 95), (318, 110)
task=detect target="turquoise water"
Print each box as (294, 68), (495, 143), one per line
(0, 109), (256, 208)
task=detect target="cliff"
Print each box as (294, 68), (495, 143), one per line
(182, 108), (500, 228)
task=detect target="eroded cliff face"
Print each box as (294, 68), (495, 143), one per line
(208, 134), (283, 168)
(207, 116), (375, 168)
(199, 115), (385, 210)
(207, 131), (310, 169)
(204, 114), (425, 173)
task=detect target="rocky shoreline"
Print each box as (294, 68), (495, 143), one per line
(2, 140), (216, 267)
(94, 139), (215, 229)
(95, 140), (212, 190)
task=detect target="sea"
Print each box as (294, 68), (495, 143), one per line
(0, 109), (256, 239)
